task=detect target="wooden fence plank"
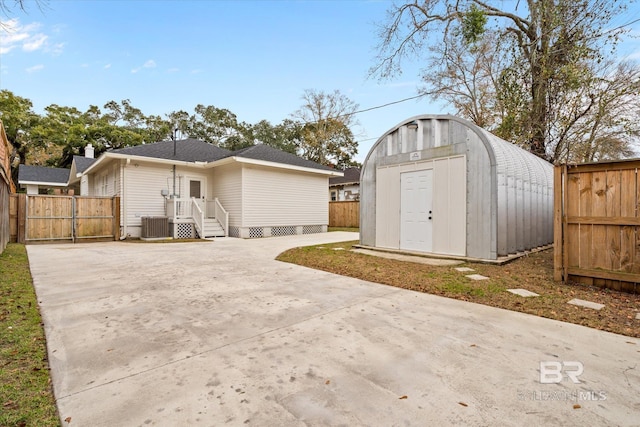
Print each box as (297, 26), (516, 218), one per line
(553, 166), (563, 281)
(555, 162), (640, 294)
(329, 201), (360, 228)
(591, 171), (608, 270)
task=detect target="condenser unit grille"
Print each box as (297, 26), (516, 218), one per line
(141, 216), (169, 238)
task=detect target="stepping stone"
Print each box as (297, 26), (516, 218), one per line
(636, 313), (640, 320)
(466, 274), (489, 281)
(567, 299), (604, 311)
(455, 267), (475, 272)
(507, 289), (540, 297)
(333, 248), (345, 251)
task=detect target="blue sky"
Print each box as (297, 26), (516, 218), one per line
(1, 0), (639, 162)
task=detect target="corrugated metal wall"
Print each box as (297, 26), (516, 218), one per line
(361, 115), (554, 260)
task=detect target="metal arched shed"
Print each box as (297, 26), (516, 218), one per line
(360, 115), (554, 261)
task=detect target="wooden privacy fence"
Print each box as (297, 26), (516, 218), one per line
(9, 194), (120, 243)
(554, 162), (640, 294)
(329, 201), (359, 228)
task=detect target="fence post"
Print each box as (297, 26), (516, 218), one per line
(113, 196), (120, 240)
(71, 196), (76, 243)
(553, 166), (563, 282)
(17, 194), (26, 243)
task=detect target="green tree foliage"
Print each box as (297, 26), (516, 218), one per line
(0, 88), (361, 184)
(372, 0), (638, 163)
(292, 89), (359, 168)
(0, 90), (39, 167)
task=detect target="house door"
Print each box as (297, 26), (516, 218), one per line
(400, 169), (433, 252)
(188, 178), (205, 212)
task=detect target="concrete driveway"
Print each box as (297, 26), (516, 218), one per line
(28, 233), (639, 426)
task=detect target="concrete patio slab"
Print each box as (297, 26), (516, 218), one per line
(352, 248), (462, 266)
(455, 267), (475, 272)
(26, 232), (639, 426)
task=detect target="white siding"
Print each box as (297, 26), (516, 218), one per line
(432, 156), (466, 256)
(123, 162), (175, 238)
(242, 165), (328, 227)
(210, 163), (243, 227)
(88, 163), (120, 197)
(375, 166), (400, 248)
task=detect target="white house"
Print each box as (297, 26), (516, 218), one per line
(329, 167), (360, 201)
(69, 139), (342, 239)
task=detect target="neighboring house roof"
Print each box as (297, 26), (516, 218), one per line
(110, 139), (232, 162)
(18, 164), (69, 186)
(230, 144), (335, 172)
(329, 167), (360, 186)
(72, 155), (97, 173)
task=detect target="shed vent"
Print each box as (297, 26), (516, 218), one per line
(141, 216), (169, 238)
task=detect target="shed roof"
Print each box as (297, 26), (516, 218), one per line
(18, 164), (69, 185)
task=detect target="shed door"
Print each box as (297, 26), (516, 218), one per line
(400, 170), (433, 252)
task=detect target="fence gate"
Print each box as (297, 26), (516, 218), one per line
(22, 195), (119, 243)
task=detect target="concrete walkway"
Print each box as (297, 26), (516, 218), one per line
(27, 233), (639, 426)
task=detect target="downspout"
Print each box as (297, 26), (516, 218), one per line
(172, 127), (178, 198)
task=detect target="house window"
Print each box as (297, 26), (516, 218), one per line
(330, 190), (337, 201)
(101, 173), (108, 196)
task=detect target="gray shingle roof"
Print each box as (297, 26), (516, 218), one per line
(110, 139), (232, 162)
(105, 139), (333, 172)
(18, 164), (69, 185)
(72, 155), (97, 173)
(230, 144), (334, 171)
(329, 167), (360, 185)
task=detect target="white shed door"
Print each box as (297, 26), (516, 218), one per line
(400, 170), (433, 252)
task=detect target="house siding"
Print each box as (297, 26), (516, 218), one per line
(242, 165), (328, 227)
(89, 163), (120, 197)
(122, 162), (174, 237)
(210, 163), (243, 227)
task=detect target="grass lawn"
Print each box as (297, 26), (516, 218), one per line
(0, 243), (59, 427)
(277, 240), (640, 338)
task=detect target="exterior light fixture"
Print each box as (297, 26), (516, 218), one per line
(406, 120), (418, 130)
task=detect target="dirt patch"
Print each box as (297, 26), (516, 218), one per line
(277, 241), (640, 338)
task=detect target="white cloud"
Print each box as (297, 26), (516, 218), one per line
(167, 67), (180, 73)
(81, 63), (89, 68)
(0, 18), (61, 56)
(131, 59), (156, 73)
(1, 65), (8, 75)
(26, 64), (44, 73)
(191, 68), (204, 74)
(104, 63), (112, 69)
(23, 33), (48, 51)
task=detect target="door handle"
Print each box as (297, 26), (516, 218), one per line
(429, 210), (432, 220)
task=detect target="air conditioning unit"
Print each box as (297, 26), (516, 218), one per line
(141, 216), (169, 238)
